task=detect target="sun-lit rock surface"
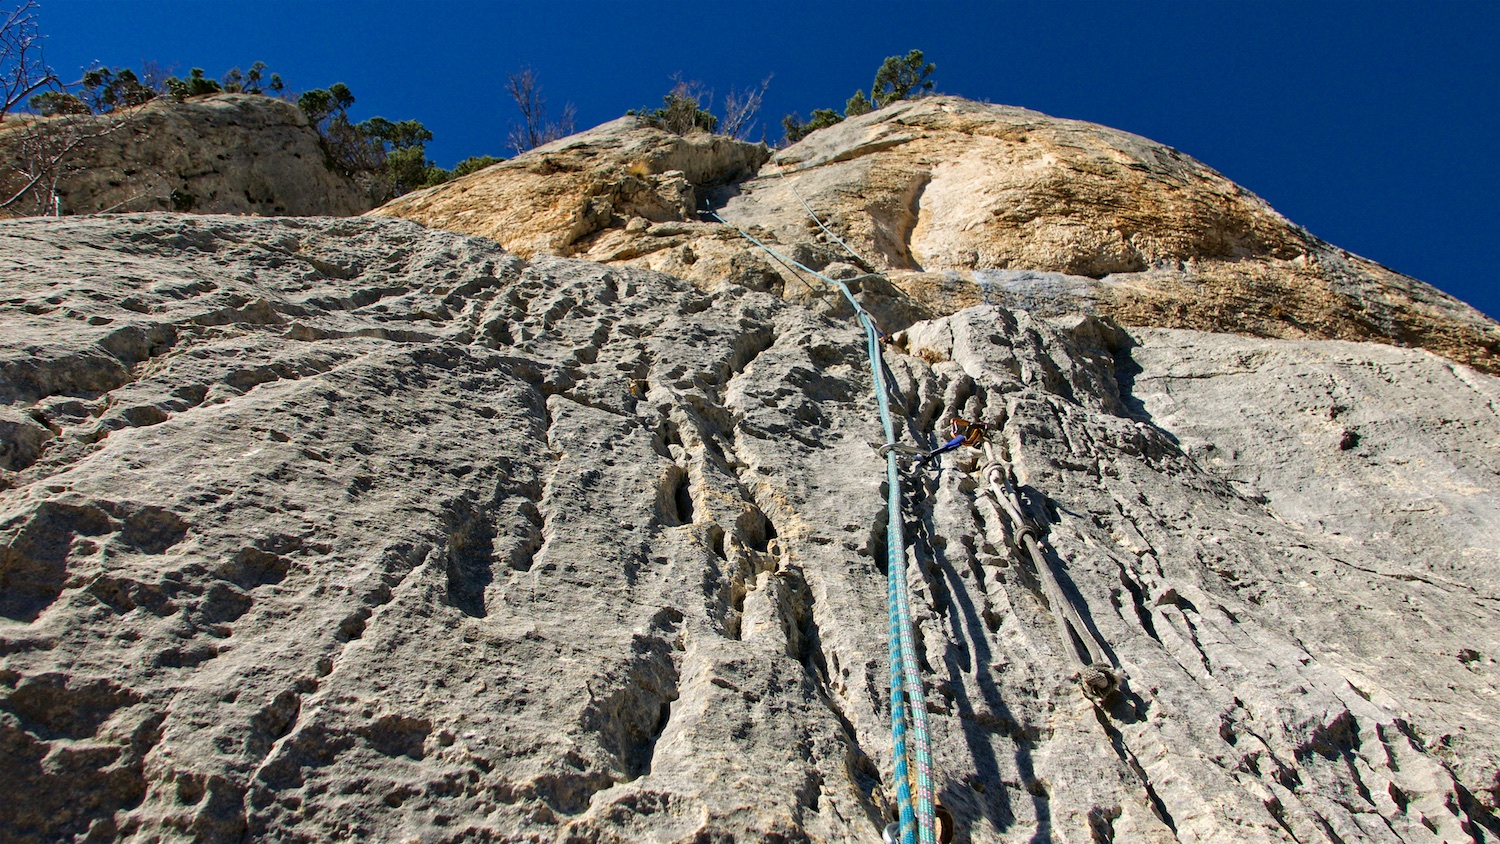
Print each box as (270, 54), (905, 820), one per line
(373, 97), (1499, 376)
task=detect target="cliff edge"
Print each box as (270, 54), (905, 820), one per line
(0, 93), (382, 217)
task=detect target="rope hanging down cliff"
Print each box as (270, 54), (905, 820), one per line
(708, 210), (939, 844)
(770, 158), (1123, 702)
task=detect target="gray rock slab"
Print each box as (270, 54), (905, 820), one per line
(0, 214), (1495, 842)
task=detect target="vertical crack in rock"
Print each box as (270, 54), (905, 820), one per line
(777, 557), (889, 832)
(658, 464), (695, 527)
(721, 505), (779, 642)
(870, 170), (932, 272)
(504, 498), (546, 574)
(579, 608), (684, 795)
(724, 325), (776, 385)
(1116, 561), (1162, 644)
(1087, 804), (1122, 843)
(1456, 782), (1500, 840)
(442, 501), (497, 618)
(929, 488), (1039, 833)
(1089, 705), (1179, 835)
(439, 389), (550, 615)
(865, 511), (890, 575)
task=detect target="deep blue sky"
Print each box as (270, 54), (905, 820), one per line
(32, 1), (1500, 320)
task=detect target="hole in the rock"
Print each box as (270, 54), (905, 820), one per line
(672, 472), (695, 526)
(868, 518), (889, 575)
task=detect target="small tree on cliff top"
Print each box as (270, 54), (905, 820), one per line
(164, 68), (222, 101)
(870, 49), (934, 107)
(782, 49), (935, 144)
(221, 61), (284, 96)
(298, 83), (452, 196)
(641, 77), (718, 135)
(77, 66), (157, 113)
(506, 66), (576, 154)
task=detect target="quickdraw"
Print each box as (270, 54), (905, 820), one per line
(878, 418), (986, 467)
(917, 418), (985, 465)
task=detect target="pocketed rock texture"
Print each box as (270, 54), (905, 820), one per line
(0, 94), (381, 217)
(371, 97), (1500, 376)
(1, 213), (1497, 842)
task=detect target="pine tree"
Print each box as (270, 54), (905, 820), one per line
(870, 49), (935, 107)
(780, 50), (936, 145)
(844, 90), (872, 117)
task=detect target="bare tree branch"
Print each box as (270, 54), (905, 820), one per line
(2, 112), (126, 214)
(721, 75), (771, 140)
(0, 5), (138, 216)
(555, 102), (576, 141)
(506, 66), (576, 155)
(1, 1), (58, 120)
(505, 66), (542, 154)
(137, 59), (176, 94)
(96, 186), (154, 214)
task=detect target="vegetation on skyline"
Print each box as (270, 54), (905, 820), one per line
(4, 0), (936, 215)
(28, 61), (290, 117)
(506, 66), (576, 155)
(783, 49), (934, 143)
(629, 74), (772, 141)
(5, 13), (497, 205)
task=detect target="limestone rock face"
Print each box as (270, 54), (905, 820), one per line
(0, 94), (381, 217)
(1, 214), (1496, 843)
(370, 117), (770, 258)
(372, 97), (1500, 376)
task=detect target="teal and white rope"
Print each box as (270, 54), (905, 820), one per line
(771, 157), (873, 273)
(710, 212), (938, 844)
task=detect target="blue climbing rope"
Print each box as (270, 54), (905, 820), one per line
(709, 212), (938, 844)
